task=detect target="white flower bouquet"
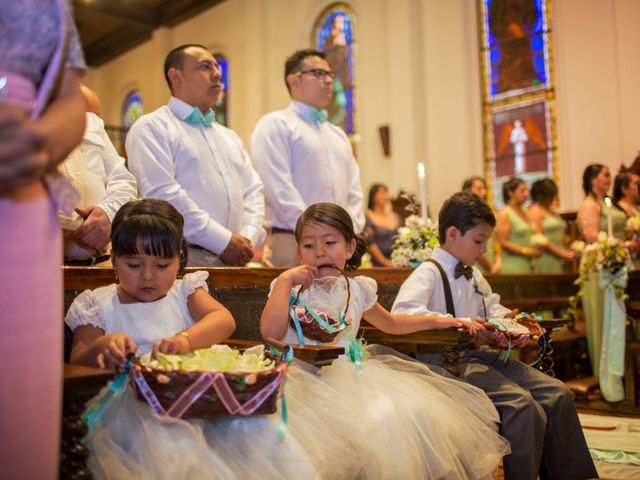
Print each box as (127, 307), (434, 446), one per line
(391, 214), (440, 267)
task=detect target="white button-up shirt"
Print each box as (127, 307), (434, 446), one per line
(126, 97), (265, 254)
(391, 247), (511, 319)
(59, 112), (138, 259)
(250, 101), (365, 232)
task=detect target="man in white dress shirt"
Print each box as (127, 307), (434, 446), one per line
(59, 85), (137, 265)
(126, 44), (265, 266)
(251, 49), (365, 267)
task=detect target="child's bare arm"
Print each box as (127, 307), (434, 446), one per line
(363, 303), (471, 335)
(70, 325), (137, 369)
(260, 266), (318, 341)
(153, 288), (236, 356)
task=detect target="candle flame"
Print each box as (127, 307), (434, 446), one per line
(417, 163), (425, 177)
(604, 197), (612, 207)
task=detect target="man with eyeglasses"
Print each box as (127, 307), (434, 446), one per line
(251, 49), (365, 267)
(126, 44), (265, 266)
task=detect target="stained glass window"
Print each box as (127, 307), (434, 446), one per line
(312, 3), (356, 136)
(479, 0), (558, 208)
(214, 53), (229, 126)
(122, 90), (143, 128)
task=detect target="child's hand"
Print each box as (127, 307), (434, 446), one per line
(505, 309), (519, 318)
(96, 333), (137, 369)
(461, 317), (486, 336)
(280, 265), (318, 289)
(152, 334), (190, 358)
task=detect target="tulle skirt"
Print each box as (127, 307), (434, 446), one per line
(86, 361), (363, 480)
(319, 345), (511, 480)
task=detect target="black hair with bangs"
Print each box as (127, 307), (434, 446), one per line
(111, 199), (188, 273)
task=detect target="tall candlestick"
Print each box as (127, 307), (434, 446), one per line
(604, 196), (613, 238)
(417, 163), (428, 221)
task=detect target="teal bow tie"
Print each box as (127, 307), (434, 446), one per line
(186, 107), (214, 127)
(309, 108), (328, 123)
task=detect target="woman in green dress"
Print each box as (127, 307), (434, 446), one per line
(577, 164), (627, 378)
(613, 169), (640, 269)
(529, 179), (574, 273)
(495, 177), (541, 273)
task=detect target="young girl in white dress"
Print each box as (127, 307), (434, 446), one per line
(66, 199), (362, 480)
(261, 203), (511, 480)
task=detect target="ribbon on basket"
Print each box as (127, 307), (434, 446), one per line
(130, 362), (288, 419)
(598, 266), (628, 402)
(82, 356), (132, 443)
(288, 268), (351, 346)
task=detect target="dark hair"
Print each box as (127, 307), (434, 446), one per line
(461, 176), (486, 192)
(284, 49), (326, 94)
(582, 163), (605, 197)
(294, 202), (367, 270)
(367, 183), (388, 210)
(111, 199), (188, 273)
(163, 44), (209, 92)
(630, 153), (640, 176)
(613, 168), (634, 206)
(530, 178), (558, 204)
(502, 176), (525, 204)
(438, 192), (496, 244)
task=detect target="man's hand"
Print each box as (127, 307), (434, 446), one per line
(73, 205), (110, 251)
(0, 104), (50, 196)
(219, 233), (254, 266)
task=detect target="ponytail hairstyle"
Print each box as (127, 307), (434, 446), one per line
(111, 198), (188, 273)
(582, 163), (605, 197)
(295, 202), (367, 270)
(613, 166), (632, 208)
(530, 178), (558, 205)
(629, 152), (640, 176)
(502, 176), (525, 205)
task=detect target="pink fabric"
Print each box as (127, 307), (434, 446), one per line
(0, 195), (63, 479)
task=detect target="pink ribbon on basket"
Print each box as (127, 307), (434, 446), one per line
(130, 364), (287, 419)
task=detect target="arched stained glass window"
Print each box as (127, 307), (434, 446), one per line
(214, 53), (229, 126)
(122, 90), (143, 128)
(478, 0), (558, 208)
(312, 3), (356, 136)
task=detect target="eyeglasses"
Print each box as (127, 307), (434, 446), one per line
(294, 69), (335, 80)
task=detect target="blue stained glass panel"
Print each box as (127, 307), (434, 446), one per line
(214, 54), (229, 126)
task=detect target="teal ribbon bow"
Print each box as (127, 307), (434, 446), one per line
(598, 266), (628, 402)
(186, 107), (214, 127)
(309, 108), (328, 123)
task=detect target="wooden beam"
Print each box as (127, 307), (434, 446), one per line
(73, 0), (160, 29)
(159, 0), (227, 27)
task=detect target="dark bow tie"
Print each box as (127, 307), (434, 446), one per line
(454, 262), (473, 281)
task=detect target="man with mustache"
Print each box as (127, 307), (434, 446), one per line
(251, 49), (365, 267)
(126, 44), (265, 266)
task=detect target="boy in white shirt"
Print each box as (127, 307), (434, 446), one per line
(392, 192), (596, 480)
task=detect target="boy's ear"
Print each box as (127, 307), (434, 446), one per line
(446, 226), (460, 242)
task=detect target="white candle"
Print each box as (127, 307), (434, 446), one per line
(604, 196), (613, 238)
(417, 163), (428, 221)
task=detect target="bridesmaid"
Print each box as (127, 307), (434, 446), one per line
(364, 183), (400, 267)
(494, 177), (541, 273)
(577, 164), (627, 377)
(529, 178), (574, 273)
(613, 168), (640, 269)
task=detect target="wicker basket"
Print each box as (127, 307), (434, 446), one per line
(289, 270), (351, 344)
(129, 349), (288, 419)
(483, 317), (544, 350)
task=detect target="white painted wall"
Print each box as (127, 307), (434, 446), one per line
(84, 0), (640, 216)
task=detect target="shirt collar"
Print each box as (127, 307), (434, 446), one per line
(432, 247), (460, 273)
(168, 96), (213, 122)
(290, 100), (322, 124)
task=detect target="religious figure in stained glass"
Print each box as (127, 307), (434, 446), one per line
(313, 4), (356, 135)
(214, 54), (229, 126)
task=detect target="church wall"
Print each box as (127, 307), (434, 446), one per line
(84, 0), (640, 216)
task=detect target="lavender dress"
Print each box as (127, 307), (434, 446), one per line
(0, 2), (85, 478)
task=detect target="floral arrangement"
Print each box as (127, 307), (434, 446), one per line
(564, 232), (632, 321)
(530, 233), (549, 248)
(391, 214), (440, 267)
